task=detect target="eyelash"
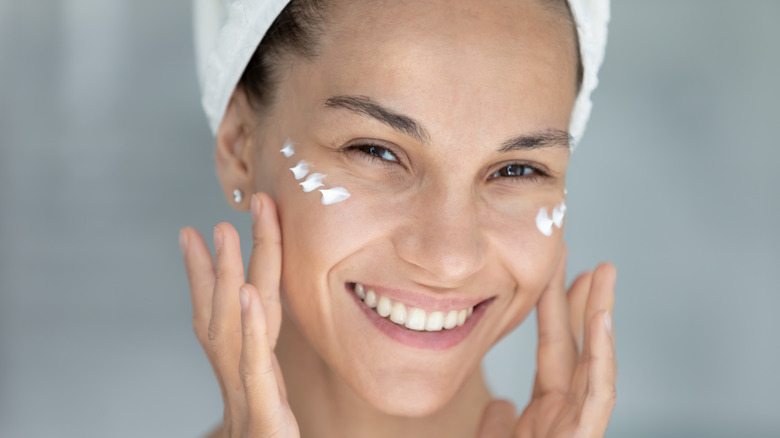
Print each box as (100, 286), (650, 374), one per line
(487, 163), (549, 183)
(346, 143), (549, 182)
(346, 144), (400, 166)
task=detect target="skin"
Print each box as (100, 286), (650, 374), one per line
(180, 0), (617, 437)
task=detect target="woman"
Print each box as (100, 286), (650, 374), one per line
(180, 0), (616, 436)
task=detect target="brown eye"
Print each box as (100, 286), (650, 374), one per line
(356, 145), (399, 162)
(490, 164), (536, 179)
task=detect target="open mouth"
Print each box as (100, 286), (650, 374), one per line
(346, 282), (495, 350)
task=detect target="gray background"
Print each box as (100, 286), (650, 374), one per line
(1, 1), (778, 437)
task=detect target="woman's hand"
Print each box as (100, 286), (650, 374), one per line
(478, 248), (617, 438)
(180, 193), (300, 438)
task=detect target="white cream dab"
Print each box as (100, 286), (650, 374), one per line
(282, 138), (352, 205)
(300, 173), (326, 192)
(289, 160), (310, 180)
(536, 208), (555, 237)
(319, 187), (351, 205)
(536, 200), (567, 237)
(280, 139), (295, 158)
(552, 202), (567, 228)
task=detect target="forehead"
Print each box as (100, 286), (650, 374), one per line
(294, 0), (577, 146)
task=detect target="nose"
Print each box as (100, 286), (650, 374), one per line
(392, 188), (487, 286)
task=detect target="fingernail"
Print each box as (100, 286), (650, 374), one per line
(213, 227), (223, 251)
(179, 229), (188, 254)
(604, 311), (613, 334)
(239, 286), (249, 311)
(251, 194), (261, 223)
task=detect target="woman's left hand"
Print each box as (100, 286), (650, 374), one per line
(477, 247), (617, 438)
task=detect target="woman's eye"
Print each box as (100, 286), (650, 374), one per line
(356, 145), (399, 163)
(490, 164), (537, 179)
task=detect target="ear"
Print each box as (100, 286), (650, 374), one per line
(215, 87), (257, 210)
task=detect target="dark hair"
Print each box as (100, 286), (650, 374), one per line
(238, 0), (327, 112)
(238, 0), (582, 113)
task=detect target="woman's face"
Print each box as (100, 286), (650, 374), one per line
(250, 0), (577, 416)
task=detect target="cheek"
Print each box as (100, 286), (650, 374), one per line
(272, 142), (384, 305)
(481, 198), (565, 335)
(280, 190), (380, 273)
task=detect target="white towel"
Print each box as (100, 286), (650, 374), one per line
(194, 0), (610, 149)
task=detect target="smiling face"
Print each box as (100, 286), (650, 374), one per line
(234, 0), (578, 417)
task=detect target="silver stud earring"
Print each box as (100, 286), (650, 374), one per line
(233, 189), (243, 204)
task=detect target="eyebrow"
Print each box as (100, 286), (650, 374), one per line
(323, 94), (572, 152)
(497, 130), (574, 152)
(323, 95), (431, 144)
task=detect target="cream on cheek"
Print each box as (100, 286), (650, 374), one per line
(280, 138), (352, 205)
(280, 138), (296, 158)
(535, 191), (568, 237)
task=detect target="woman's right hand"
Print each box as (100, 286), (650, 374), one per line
(180, 193), (300, 438)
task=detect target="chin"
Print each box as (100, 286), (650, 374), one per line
(359, 378), (459, 418)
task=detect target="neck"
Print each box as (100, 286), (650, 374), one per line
(276, 313), (494, 438)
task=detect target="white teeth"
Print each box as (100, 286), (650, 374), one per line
(390, 302), (407, 324)
(425, 311), (444, 331)
(355, 283), (365, 299)
(365, 289), (377, 308)
(405, 308), (426, 331)
(352, 283), (477, 331)
(457, 309), (467, 326)
(443, 310), (458, 329)
(377, 295), (392, 317)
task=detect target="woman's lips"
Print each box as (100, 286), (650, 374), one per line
(346, 282), (495, 350)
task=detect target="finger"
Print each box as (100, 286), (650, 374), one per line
(181, 227), (230, 407)
(246, 193), (284, 348)
(581, 263), (616, 359)
(209, 223), (246, 390)
(238, 284), (284, 431)
(180, 227), (216, 347)
(567, 271), (593, 351)
(476, 400), (515, 438)
(579, 310), (616, 437)
(535, 244), (577, 396)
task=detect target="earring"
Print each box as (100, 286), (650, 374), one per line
(233, 189), (243, 204)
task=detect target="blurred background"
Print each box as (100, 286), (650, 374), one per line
(1, 1), (778, 437)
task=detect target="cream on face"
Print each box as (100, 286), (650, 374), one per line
(280, 139), (295, 158)
(281, 139), (352, 205)
(301, 173), (326, 192)
(290, 160), (311, 180)
(536, 200), (567, 237)
(320, 187), (351, 205)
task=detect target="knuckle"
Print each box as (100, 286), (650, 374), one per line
(251, 232), (266, 248)
(588, 384), (617, 408)
(239, 364), (258, 392)
(252, 233), (283, 251)
(238, 357), (275, 392)
(208, 327), (232, 359)
(207, 323), (220, 343)
(607, 387), (617, 406)
(214, 264), (236, 282)
(538, 330), (575, 346)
